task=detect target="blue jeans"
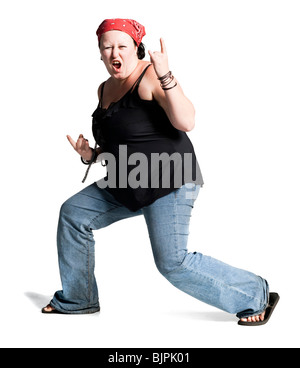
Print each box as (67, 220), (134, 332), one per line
(50, 183), (269, 318)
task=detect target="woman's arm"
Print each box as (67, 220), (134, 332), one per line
(148, 39), (195, 132)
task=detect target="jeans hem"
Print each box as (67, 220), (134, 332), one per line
(50, 301), (100, 315)
(236, 279), (269, 319)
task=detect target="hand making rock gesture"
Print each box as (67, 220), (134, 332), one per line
(66, 134), (93, 162)
(148, 38), (170, 79)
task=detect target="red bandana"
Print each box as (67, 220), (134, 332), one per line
(96, 19), (146, 46)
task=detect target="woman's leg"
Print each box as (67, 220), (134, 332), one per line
(48, 183), (141, 314)
(142, 184), (269, 320)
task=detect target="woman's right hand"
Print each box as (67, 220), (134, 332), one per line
(67, 134), (93, 161)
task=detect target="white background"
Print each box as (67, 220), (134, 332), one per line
(0, 0), (299, 348)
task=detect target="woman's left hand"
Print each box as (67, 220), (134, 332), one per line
(148, 38), (170, 79)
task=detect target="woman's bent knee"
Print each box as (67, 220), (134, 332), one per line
(59, 200), (74, 220)
(155, 257), (185, 280)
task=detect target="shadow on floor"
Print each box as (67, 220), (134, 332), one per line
(24, 291), (52, 309)
(165, 310), (238, 322)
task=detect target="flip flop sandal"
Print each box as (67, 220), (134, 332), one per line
(238, 292), (280, 326)
(41, 304), (64, 315)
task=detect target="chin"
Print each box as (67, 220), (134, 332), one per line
(111, 70), (128, 80)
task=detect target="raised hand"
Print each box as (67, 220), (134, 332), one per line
(67, 134), (93, 161)
(148, 38), (170, 79)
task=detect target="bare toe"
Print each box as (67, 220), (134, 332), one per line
(240, 307), (268, 324)
(260, 311), (266, 321)
(241, 315), (259, 323)
(42, 304), (55, 313)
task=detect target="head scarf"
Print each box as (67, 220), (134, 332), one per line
(96, 19), (146, 46)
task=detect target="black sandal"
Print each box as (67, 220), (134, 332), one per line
(41, 304), (63, 314)
(238, 292), (280, 326)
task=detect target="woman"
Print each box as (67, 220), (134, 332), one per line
(43, 19), (279, 325)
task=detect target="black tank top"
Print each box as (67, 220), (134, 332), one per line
(91, 64), (204, 211)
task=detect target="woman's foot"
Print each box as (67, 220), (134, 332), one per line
(42, 304), (58, 313)
(240, 310), (266, 323)
(41, 303), (101, 314)
(238, 293), (279, 326)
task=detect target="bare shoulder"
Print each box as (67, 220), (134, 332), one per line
(143, 63), (158, 85)
(97, 83), (104, 101)
(97, 78), (112, 100)
(139, 63), (162, 101)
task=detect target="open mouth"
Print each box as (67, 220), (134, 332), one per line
(112, 60), (122, 70)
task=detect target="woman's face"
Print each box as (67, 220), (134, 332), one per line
(100, 31), (138, 80)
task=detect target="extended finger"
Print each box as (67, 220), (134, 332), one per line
(160, 38), (167, 54)
(66, 135), (77, 150)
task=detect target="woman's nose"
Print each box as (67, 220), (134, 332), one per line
(112, 47), (119, 59)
